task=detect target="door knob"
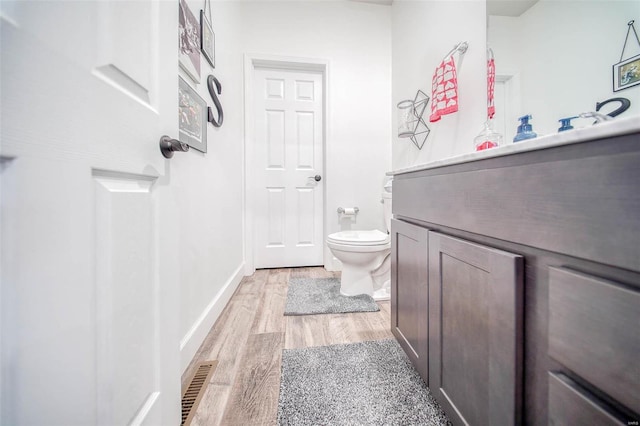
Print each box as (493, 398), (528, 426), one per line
(159, 135), (189, 159)
(310, 175), (322, 182)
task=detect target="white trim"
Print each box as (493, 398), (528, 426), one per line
(128, 392), (160, 426)
(243, 54), (255, 275)
(179, 262), (245, 373)
(496, 72), (521, 142)
(243, 54), (330, 273)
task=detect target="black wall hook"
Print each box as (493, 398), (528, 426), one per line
(207, 75), (224, 127)
(596, 97), (631, 117)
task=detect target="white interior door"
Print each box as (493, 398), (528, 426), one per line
(253, 67), (324, 268)
(1, 2), (180, 425)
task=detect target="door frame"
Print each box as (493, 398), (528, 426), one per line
(243, 54), (329, 275)
(495, 71), (521, 141)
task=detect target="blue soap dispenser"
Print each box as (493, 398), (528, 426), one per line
(558, 116), (578, 132)
(513, 115), (538, 142)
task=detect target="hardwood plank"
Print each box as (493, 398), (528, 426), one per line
(184, 266), (394, 425)
(190, 384), (230, 426)
(266, 268), (292, 284)
(235, 268), (270, 297)
(182, 272), (267, 387)
(250, 282), (287, 334)
(354, 303), (394, 342)
(250, 268), (290, 334)
(357, 329), (394, 341)
(290, 266), (339, 279)
(186, 293), (261, 387)
(284, 314), (329, 349)
(220, 332), (284, 426)
(326, 313), (357, 345)
(352, 304), (388, 332)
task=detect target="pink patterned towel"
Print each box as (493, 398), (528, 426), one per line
(429, 56), (459, 122)
(487, 57), (496, 119)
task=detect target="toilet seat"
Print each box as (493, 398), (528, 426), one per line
(327, 230), (390, 246)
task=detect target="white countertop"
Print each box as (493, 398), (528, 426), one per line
(389, 114), (640, 176)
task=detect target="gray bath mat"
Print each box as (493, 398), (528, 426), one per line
(284, 277), (379, 315)
(277, 339), (451, 426)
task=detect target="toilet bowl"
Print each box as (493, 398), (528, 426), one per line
(327, 189), (392, 300)
(327, 230), (390, 300)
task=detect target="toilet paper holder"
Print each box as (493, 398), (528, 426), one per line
(337, 207), (359, 215)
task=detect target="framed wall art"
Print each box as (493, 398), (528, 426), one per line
(613, 20), (640, 92)
(178, 0), (201, 84)
(201, 9), (215, 68)
(613, 54), (640, 92)
(179, 77), (207, 153)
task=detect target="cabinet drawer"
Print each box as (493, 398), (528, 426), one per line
(548, 373), (624, 426)
(549, 267), (640, 411)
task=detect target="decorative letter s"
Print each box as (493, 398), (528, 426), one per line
(207, 75), (224, 127)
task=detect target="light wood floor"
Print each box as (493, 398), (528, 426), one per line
(181, 267), (393, 426)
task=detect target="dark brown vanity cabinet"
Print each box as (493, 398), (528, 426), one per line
(390, 130), (640, 425)
(428, 232), (523, 425)
(390, 218), (429, 383)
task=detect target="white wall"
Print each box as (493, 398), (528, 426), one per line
(178, 0), (246, 371)
(489, 1), (640, 139)
(228, 1), (392, 269)
(392, 0), (487, 169)
(179, 0), (392, 367)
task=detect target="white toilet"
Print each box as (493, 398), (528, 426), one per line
(326, 191), (392, 300)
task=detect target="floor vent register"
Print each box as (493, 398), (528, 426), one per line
(181, 361), (217, 426)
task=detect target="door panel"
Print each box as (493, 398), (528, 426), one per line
(1, 2), (179, 424)
(253, 67), (324, 268)
(295, 111), (315, 168)
(267, 187), (286, 247)
(94, 171), (160, 426)
(93, 1), (156, 108)
(390, 219), (429, 383)
(428, 232), (523, 426)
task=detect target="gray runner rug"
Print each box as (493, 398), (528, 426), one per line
(284, 277), (379, 315)
(277, 339), (451, 426)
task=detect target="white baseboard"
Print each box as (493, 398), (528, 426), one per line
(180, 262), (246, 373)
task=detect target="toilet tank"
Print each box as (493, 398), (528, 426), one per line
(382, 192), (392, 233)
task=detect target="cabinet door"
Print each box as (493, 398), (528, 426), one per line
(428, 232), (523, 426)
(390, 219), (429, 383)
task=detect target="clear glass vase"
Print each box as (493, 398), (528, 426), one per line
(397, 100), (416, 138)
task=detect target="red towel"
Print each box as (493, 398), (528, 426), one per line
(429, 56), (459, 122)
(487, 58), (496, 119)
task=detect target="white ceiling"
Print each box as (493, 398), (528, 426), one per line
(349, 0), (393, 5)
(347, 0), (539, 16)
(487, 0), (539, 17)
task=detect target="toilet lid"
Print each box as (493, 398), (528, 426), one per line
(327, 230), (390, 246)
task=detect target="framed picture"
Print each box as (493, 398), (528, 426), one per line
(179, 77), (207, 153)
(200, 10), (215, 68)
(178, 0), (200, 84)
(613, 54), (640, 92)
